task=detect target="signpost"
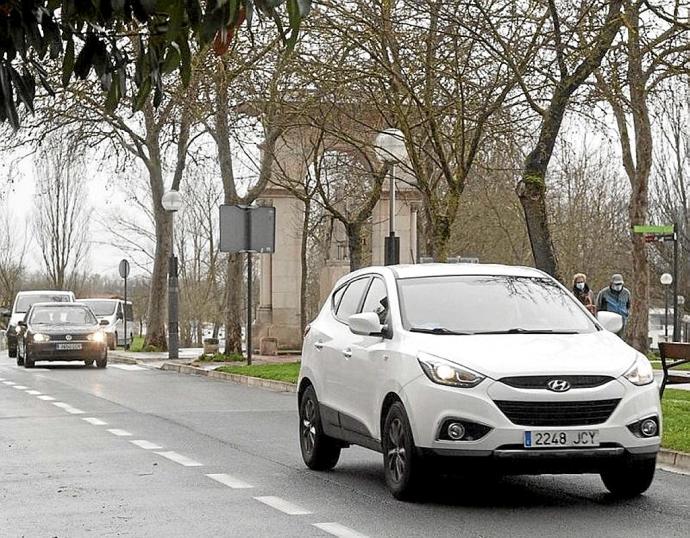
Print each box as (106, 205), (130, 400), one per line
(634, 224), (679, 341)
(118, 259), (130, 350)
(219, 205), (276, 365)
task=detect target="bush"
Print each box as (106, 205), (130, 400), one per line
(196, 353), (244, 363)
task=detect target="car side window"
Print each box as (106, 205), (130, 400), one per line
(332, 285), (347, 314)
(335, 278), (371, 322)
(361, 277), (389, 324)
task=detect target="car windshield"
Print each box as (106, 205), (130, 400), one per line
(16, 294), (71, 313)
(397, 275), (597, 335)
(29, 306), (96, 326)
(82, 300), (117, 316)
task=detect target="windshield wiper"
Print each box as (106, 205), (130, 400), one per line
(472, 328), (581, 335)
(409, 327), (473, 335)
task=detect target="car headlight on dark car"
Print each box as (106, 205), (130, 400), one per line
(417, 352), (486, 388)
(87, 332), (106, 344)
(623, 355), (654, 386)
(32, 333), (50, 343)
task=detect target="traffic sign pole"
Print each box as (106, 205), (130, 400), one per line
(673, 223), (679, 341)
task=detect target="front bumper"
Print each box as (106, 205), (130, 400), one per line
(402, 375), (661, 471)
(28, 341), (106, 361)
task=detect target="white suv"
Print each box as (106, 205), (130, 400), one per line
(298, 264), (660, 500)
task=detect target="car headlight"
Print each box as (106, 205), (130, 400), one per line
(87, 332), (106, 343)
(417, 352), (486, 388)
(32, 333), (50, 343)
(623, 355), (654, 386)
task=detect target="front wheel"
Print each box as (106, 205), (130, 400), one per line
(382, 401), (427, 501)
(24, 352), (35, 368)
(8, 345), (17, 358)
(110, 332), (117, 351)
(16, 344), (24, 366)
(96, 350), (108, 368)
(601, 457), (656, 498)
(299, 386), (341, 470)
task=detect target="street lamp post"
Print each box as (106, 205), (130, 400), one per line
(162, 190), (182, 360)
(661, 273), (673, 341)
(375, 128), (407, 265)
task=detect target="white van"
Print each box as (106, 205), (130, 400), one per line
(80, 298), (134, 350)
(4, 290), (75, 358)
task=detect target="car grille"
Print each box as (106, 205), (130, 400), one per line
(493, 399), (621, 426)
(49, 333), (91, 342)
(499, 375), (614, 390)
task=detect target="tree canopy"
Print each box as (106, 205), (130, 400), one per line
(0, 0), (310, 129)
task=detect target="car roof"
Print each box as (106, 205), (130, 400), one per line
(17, 290), (74, 296)
(30, 302), (87, 308)
(80, 298), (118, 302)
(348, 263), (548, 280)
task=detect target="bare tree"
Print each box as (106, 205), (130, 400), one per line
(0, 200), (27, 311)
(33, 138), (91, 290)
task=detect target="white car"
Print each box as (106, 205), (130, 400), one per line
(298, 264), (660, 500)
(80, 298), (134, 350)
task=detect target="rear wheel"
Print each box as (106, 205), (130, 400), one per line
(8, 345), (17, 358)
(299, 386), (341, 470)
(382, 401), (427, 501)
(601, 457), (656, 498)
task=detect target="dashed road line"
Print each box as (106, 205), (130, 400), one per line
(253, 496), (312, 515)
(107, 429), (133, 437)
(82, 417), (107, 426)
(0, 378), (5, 381)
(110, 364), (145, 371)
(25, 390), (41, 395)
(130, 440), (163, 450)
(206, 473), (253, 489)
(12, 385), (29, 390)
(52, 402), (85, 414)
(154, 451), (203, 467)
(37, 395), (56, 401)
(2, 381), (16, 385)
(313, 523), (369, 538)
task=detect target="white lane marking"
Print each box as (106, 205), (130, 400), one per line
(130, 440), (163, 450)
(37, 395), (56, 401)
(154, 451), (203, 467)
(110, 364), (145, 371)
(206, 473), (253, 489)
(0, 378), (5, 381)
(25, 390), (41, 395)
(52, 402), (85, 414)
(253, 496), (312, 515)
(107, 429), (133, 437)
(12, 385), (29, 390)
(2, 381), (16, 385)
(82, 417), (107, 426)
(313, 523), (370, 538)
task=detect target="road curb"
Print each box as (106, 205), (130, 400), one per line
(659, 448), (690, 473)
(160, 362), (297, 393)
(108, 354), (139, 365)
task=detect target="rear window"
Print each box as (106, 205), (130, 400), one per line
(82, 300), (117, 316)
(15, 294), (71, 313)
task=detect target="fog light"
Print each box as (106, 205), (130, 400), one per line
(447, 422), (466, 440)
(640, 418), (658, 437)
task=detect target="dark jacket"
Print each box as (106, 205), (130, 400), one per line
(597, 286), (631, 320)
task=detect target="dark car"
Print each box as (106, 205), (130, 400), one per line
(16, 303), (109, 368)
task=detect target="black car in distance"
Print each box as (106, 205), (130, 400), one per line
(16, 303), (109, 368)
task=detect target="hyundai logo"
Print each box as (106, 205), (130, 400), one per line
(65, 335), (72, 341)
(546, 379), (571, 392)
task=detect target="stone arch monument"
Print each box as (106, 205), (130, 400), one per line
(253, 114), (421, 351)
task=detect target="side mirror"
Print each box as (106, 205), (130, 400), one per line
(17, 320), (27, 328)
(116, 312), (123, 320)
(347, 312), (384, 336)
(597, 311), (623, 333)
(100, 319), (110, 326)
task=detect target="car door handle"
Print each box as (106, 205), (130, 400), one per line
(342, 348), (352, 358)
(314, 341), (324, 350)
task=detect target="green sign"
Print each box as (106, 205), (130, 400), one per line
(633, 225), (674, 234)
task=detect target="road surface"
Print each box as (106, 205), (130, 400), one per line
(1, 352), (688, 537)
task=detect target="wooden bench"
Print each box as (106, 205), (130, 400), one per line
(658, 342), (690, 397)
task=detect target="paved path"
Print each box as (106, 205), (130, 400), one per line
(1, 351), (689, 537)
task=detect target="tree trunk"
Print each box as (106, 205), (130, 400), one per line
(347, 222), (366, 271)
(223, 253), (244, 354)
(429, 215), (452, 262)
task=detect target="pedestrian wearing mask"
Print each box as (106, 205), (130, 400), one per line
(596, 274), (631, 336)
(572, 273), (596, 315)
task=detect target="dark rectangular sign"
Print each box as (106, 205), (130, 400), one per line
(219, 205), (276, 254)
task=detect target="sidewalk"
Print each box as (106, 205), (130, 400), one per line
(110, 348), (300, 370)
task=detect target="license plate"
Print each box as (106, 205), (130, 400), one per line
(56, 343), (82, 351)
(524, 430), (599, 448)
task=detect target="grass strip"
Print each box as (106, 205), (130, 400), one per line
(216, 362), (301, 384)
(662, 389), (690, 453)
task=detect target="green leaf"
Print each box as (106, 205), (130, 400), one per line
(105, 72), (122, 113)
(185, 0), (202, 26)
(286, 0), (302, 49)
(161, 44), (181, 75)
(10, 66), (34, 113)
(0, 63), (19, 130)
(62, 34), (75, 87)
(74, 34), (98, 79)
(177, 37), (191, 86)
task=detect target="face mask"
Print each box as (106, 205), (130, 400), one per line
(612, 284), (623, 291)
(575, 282), (585, 290)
